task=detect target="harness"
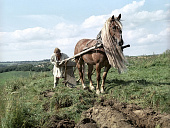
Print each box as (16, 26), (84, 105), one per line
(96, 30), (127, 50)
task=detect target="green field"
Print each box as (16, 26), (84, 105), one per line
(0, 71), (34, 85)
(0, 50), (170, 127)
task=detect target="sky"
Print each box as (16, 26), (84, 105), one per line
(0, 0), (170, 61)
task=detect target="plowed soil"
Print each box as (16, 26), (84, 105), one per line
(43, 90), (170, 128)
(76, 99), (170, 128)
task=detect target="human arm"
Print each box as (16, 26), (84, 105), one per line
(59, 53), (69, 65)
(50, 54), (60, 66)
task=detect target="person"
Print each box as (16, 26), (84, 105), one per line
(50, 47), (69, 88)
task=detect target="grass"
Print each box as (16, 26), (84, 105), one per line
(0, 50), (170, 127)
(0, 71), (30, 85)
(105, 50), (170, 112)
(0, 71), (96, 127)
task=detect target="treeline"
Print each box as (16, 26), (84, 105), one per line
(0, 63), (53, 73)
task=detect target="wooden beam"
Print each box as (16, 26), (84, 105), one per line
(59, 43), (103, 65)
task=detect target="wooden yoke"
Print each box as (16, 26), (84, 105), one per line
(59, 43), (103, 65)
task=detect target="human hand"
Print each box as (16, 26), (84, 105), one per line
(59, 60), (65, 65)
(55, 61), (60, 67)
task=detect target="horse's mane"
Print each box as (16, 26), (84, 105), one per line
(101, 18), (114, 45)
(101, 17), (123, 45)
(101, 17), (127, 73)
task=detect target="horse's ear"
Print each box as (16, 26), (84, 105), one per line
(117, 14), (121, 21)
(111, 15), (115, 20)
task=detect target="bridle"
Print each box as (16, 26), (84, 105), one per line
(110, 19), (123, 47)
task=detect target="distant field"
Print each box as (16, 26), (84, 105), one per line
(0, 71), (47, 85)
(0, 59), (50, 66)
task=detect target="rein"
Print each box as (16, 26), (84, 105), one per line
(96, 23), (130, 51)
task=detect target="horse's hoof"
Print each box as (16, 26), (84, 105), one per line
(96, 90), (100, 95)
(101, 90), (104, 93)
(101, 91), (105, 94)
(101, 88), (105, 93)
(83, 86), (88, 90)
(90, 85), (95, 91)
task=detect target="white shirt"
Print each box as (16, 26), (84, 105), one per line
(50, 53), (69, 77)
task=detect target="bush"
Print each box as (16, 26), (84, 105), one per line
(0, 63), (52, 73)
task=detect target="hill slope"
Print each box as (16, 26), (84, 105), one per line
(0, 50), (170, 127)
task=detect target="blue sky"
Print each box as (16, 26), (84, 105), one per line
(0, 0), (170, 61)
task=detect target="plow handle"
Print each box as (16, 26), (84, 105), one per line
(121, 44), (130, 51)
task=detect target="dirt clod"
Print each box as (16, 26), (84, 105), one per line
(40, 91), (170, 128)
(81, 105), (134, 128)
(78, 99), (170, 128)
(57, 119), (75, 128)
(40, 89), (55, 97)
(75, 118), (99, 128)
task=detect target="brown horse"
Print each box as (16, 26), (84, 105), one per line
(74, 14), (126, 94)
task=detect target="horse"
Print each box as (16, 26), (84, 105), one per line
(74, 14), (126, 94)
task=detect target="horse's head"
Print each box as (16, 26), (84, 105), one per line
(109, 14), (124, 46)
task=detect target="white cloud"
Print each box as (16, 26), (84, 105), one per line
(165, 3), (170, 8)
(138, 34), (159, 44)
(112, 0), (145, 15)
(82, 15), (107, 29)
(81, 0), (168, 30)
(13, 27), (53, 41)
(1, 0), (170, 61)
(159, 27), (170, 36)
(81, 0), (146, 29)
(124, 28), (147, 41)
(54, 23), (81, 38)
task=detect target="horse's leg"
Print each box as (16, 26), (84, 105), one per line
(76, 60), (86, 89)
(87, 64), (95, 90)
(101, 65), (111, 93)
(96, 63), (101, 95)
